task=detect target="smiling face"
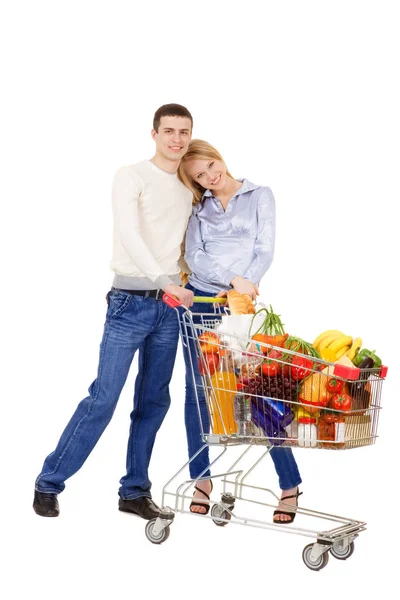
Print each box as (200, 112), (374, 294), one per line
(184, 158), (227, 191)
(151, 115), (192, 163)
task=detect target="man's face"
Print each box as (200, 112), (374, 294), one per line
(152, 116), (192, 161)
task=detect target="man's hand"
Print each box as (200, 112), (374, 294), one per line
(164, 283), (194, 308)
(230, 276), (259, 301)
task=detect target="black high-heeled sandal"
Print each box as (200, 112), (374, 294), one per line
(273, 488), (303, 524)
(189, 480), (213, 515)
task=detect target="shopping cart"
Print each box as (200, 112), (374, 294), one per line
(144, 295), (386, 571)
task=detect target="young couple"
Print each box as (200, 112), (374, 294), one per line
(33, 104), (302, 524)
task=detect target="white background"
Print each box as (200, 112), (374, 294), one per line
(1, 0), (399, 597)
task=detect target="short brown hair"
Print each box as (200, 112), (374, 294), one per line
(153, 103), (193, 132)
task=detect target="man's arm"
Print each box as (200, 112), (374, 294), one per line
(113, 167), (193, 307)
(112, 167), (173, 290)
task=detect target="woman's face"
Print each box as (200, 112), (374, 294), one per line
(185, 158), (227, 191)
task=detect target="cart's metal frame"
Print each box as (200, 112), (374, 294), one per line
(144, 300), (382, 571)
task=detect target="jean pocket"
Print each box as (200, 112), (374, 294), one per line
(107, 291), (132, 319)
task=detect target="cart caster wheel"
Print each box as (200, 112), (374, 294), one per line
(221, 492), (235, 507)
(302, 544), (329, 571)
(145, 518), (170, 544)
(330, 540), (355, 560)
(211, 503), (232, 527)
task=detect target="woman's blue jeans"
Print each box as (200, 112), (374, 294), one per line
(183, 283), (302, 491)
(35, 288), (180, 500)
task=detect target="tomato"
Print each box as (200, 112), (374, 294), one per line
(281, 364), (291, 377)
(330, 393), (352, 412)
(326, 377), (343, 394)
(291, 356), (313, 381)
(198, 353), (219, 376)
(261, 361), (279, 377)
(199, 331), (220, 354)
(260, 350), (283, 377)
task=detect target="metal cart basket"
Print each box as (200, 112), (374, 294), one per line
(144, 295), (386, 571)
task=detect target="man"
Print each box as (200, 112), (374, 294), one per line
(33, 104), (194, 520)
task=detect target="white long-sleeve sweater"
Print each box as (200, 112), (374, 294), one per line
(111, 160), (192, 290)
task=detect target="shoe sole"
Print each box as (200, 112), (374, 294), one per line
(33, 506), (59, 517)
(118, 506), (160, 520)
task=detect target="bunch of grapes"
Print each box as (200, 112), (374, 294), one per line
(239, 373), (299, 402)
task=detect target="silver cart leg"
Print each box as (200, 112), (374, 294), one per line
(162, 443), (228, 513)
(222, 444), (281, 505)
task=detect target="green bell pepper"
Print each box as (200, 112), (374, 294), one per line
(353, 348), (382, 368)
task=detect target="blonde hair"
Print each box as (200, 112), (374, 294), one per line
(178, 139), (233, 204)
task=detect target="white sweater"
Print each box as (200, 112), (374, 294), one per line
(111, 160), (192, 290)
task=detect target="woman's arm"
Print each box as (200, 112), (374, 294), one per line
(242, 187), (276, 284)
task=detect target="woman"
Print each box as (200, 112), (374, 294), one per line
(178, 140), (302, 523)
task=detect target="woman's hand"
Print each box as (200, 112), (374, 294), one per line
(215, 289), (229, 307)
(230, 276), (259, 300)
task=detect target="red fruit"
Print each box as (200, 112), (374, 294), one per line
(291, 356), (313, 381)
(198, 353), (219, 376)
(330, 393), (352, 412)
(199, 331), (220, 354)
(326, 377), (344, 394)
(262, 361), (279, 377)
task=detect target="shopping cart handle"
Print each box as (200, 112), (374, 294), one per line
(162, 293), (182, 308)
(193, 296), (226, 303)
(162, 293), (227, 308)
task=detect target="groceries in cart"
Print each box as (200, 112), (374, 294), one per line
(196, 294), (386, 449)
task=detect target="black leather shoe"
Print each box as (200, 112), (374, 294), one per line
(118, 496), (161, 520)
(33, 490), (60, 517)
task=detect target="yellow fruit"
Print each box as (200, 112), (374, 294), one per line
(327, 335), (353, 353)
(335, 345), (350, 360)
(346, 337), (362, 361)
(320, 348), (337, 363)
(319, 333), (344, 352)
(312, 330), (344, 349)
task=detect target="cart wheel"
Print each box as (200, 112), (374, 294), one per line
(221, 492), (235, 507)
(330, 540), (355, 560)
(302, 544), (329, 571)
(211, 503), (231, 527)
(145, 518), (170, 544)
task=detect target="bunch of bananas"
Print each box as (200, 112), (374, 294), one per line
(312, 330), (362, 362)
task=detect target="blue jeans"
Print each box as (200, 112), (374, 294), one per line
(35, 288), (180, 499)
(183, 283), (302, 490)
